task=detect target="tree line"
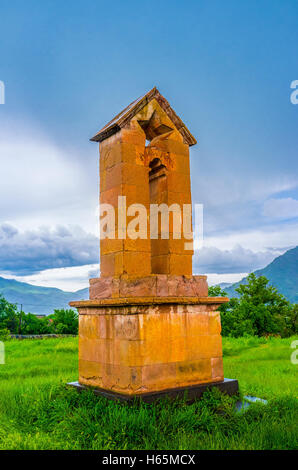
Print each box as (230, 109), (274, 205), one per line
(0, 299), (78, 340)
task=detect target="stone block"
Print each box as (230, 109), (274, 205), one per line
(100, 238), (123, 256)
(120, 126), (146, 146)
(100, 186), (122, 207)
(100, 252), (124, 277)
(175, 358), (212, 385)
(141, 362), (177, 391)
(156, 274), (169, 296)
(187, 334), (222, 360)
(167, 172), (191, 194)
(123, 251), (151, 276)
(169, 253), (192, 275)
(184, 311), (209, 336)
(123, 238), (151, 253)
(112, 317), (139, 342)
(211, 357), (224, 380)
(151, 254), (169, 274)
(79, 359), (104, 388)
(119, 275), (156, 297)
(89, 277), (120, 299)
(150, 138), (189, 156)
(209, 311), (222, 335)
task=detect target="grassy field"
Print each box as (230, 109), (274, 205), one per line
(0, 335), (297, 450)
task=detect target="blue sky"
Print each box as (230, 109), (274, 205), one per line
(0, 0), (297, 290)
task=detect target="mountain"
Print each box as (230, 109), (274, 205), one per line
(0, 277), (89, 315)
(217, 282), (232, 289)
(224, 246), (298, 303)
(1, 245), (297, 314)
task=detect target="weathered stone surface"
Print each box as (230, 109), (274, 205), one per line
(89, 274), (208, 300)
(77, 300), (225, 394)
(211, 357), (224, 380)
(119, 275), (157, 297)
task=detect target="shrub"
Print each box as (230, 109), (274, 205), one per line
(0, 328), (10, 341)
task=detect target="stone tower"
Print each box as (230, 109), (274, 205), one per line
(70, 88), (238, 401)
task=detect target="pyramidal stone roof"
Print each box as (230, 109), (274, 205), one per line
(90, 87), (197, 146)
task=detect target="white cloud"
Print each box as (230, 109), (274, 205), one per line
(0, 118), (98, 234)
(205, 272), (248, 287)
(0, 136), (79, 214)
(193, 244), (279, 274)
(201, 223), (298, 253)
(190, 150), (298, 207)
(263, 197), (298, 219)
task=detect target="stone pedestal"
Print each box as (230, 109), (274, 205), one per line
(68, 378), (239, 403)
(70, 294), (236, 398)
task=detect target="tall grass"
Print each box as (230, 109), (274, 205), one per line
(0, 336), (297, 450)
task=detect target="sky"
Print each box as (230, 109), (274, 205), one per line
(0, 0), (297, 290)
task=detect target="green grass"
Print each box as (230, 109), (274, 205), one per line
(0, 336), (297, 450)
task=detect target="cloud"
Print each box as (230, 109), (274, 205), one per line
(0, 223), (98, 275)
(87, 266), (100, 279)
(191, 147), (298, 208)
(0, 119), (97, 232)
(263, 197), (298, 219)
(190, 161), (298, 235)
(201, 222), (298, 253)
(193, 244), (280, 274)
(206, 272), (248, 287)
(2, 263), (99, 292)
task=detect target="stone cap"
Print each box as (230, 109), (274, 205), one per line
(70, 296), (229, 310)
(90, 87), (197, 146)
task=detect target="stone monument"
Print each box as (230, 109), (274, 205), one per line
(69, 88), (238, 402)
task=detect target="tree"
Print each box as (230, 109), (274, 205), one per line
(282, 303), (298, 338)
(234, 274), (291, 336)
(22, 313), (48, 335)
(209, 274), (296, 337)
(0, 295), (19, 333)
(49, 309), (78, 334)
(208, 285), (227, 297)
(0, 296), (79, 335)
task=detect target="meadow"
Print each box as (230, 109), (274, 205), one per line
(0, 336), (297, 450)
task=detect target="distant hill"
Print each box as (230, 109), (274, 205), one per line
(217, 282), (232, 289)
(1, 245), (297, 314)
(0, 277), (88, 315)
(224, 246), (298, 303)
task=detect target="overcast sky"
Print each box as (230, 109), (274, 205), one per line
(0, 0), (297, 290)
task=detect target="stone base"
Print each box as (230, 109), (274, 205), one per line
(67, 378), (239, 404)
(69, 296), (229, 395)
